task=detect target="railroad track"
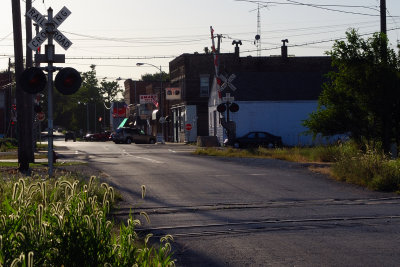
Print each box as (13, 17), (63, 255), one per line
(112, 197), (400, 238)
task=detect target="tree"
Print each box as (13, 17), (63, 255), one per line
(303, 29), (400, 151)
(140, 71), (169, 82)
(53, 65), (102, 132)
(99, 80), (123, 109)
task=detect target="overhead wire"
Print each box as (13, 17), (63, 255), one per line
(236, 0), (399, 17)
(2, 1), (399, 62)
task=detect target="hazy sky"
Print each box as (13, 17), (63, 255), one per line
(1, 0), (399, 84)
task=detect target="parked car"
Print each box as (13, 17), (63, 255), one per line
(113, 127), (156, 144)
(84, 131), (111, 142)
(65, 131), (76, 142)
(225, 131), (283, 148)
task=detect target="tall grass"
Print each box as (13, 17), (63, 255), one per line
(332, 142), (400, 192)
(0, 176), (175, 266)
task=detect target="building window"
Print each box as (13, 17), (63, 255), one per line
(200, 75), (209, 97)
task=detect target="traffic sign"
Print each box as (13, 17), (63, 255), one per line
(185, 123), (192, 131)
(222, 93), (235, 102)
(27, 6), (73, 51)
(37, 112), (45, 122)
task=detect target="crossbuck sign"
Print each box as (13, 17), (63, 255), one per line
(219, 74), (237, 92)
(27, 6), (72, 51)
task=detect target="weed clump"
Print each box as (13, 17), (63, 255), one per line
(0, 176), (175, 266)
(332, 142), (400, 191)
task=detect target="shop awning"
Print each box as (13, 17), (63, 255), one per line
(117, 118), (128, 128)
(152, 109), (159, 120)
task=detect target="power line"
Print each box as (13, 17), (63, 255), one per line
(239, 26), (400, 54)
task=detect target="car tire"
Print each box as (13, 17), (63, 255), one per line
(149, 139), (155, 144)
(126, 138), (132, 144)
(233, 142), (240, 148)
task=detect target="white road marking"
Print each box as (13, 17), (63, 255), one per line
(132, 155), (164, 164)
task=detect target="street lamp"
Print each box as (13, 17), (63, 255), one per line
(136, 62), (165, 143)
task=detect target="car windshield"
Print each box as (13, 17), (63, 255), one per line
(247, 133), (256, 139)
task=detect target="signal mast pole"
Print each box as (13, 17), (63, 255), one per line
(46, 8), (56, 175)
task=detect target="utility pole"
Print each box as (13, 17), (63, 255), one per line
(25, 0), (34, 163)
(380, 0), (387, 35)
(380, 0), (392, 155)
(11, 0), (31, 172)
(380, 0), (387, 61)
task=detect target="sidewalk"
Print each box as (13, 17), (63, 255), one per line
(0, 151), (49, 163)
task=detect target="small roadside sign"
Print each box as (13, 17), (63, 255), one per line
(185, 123), (192, 131)
(222, 93), (235, 102)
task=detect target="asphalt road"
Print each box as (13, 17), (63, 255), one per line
(55, 140), (400, 267)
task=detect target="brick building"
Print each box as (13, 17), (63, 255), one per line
(169, 48), (332, 144)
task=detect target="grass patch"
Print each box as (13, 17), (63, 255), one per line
(0, 174), (175, 266)
(0, 161), (86, 168)
(0, 138), (18, 152)
(194, 145), (340, 163)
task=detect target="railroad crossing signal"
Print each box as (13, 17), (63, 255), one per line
(27, 6), (72, 51)
(23, 6), (80, 176)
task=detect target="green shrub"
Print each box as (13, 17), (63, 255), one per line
(0, 176), (175, 266)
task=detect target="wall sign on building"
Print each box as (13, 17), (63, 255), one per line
(140, 95), (158, 104)
(166, 87), (181, 100)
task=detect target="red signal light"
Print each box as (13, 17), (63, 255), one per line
(20, 67), (47, 94)
(55, 67), (82, 95)
(229, 103), (239, 113)
(217, 103), (226, 113)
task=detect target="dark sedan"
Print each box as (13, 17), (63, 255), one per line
(226, 131), (283, 148)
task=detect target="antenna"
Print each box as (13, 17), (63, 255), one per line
(254, 3), (261, 57)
